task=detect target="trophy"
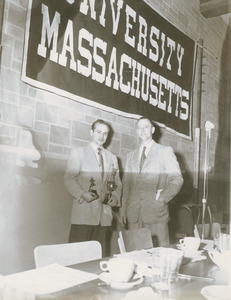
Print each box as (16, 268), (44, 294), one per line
(89, 177), (99, 198)
(103, 165), (117, 204)
(78, 177), (98, 204)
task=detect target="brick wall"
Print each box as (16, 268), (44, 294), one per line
(0, 0), (230, 274)
(0, 0), (229, 168)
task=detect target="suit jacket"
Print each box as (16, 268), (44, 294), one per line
(122, 141), (183, 224)
(64, 144), (122, 226)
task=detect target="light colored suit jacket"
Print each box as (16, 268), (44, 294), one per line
(64, 144), (122, 226)
(122, 141), (183, 224)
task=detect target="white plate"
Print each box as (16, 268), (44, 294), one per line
(99, 272), (143, 290)
(110, 277), (143, 290)
(185, 250), (204, 258)
(201, 285), (231, 300)
(176, 244), (204, 258)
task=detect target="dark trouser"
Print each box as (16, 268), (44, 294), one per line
(128, 219), (169, 247)
(69, 224), (111, 257)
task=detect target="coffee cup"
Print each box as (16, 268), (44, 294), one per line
(179, 237), (200, 257)
(208, 249), (231, 269)
(99, 258), (135, 282)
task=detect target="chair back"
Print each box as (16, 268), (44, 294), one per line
(118, 228), (153, 253)
(34, 240), (102, 268)
(195, 222), (221, 239)
(176, 204), (221, 239)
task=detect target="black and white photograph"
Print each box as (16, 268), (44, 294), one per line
(0, 0), (230, 299)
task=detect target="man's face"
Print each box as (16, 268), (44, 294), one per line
(136, 118), (154, 142)
(90, 123), (109, 146)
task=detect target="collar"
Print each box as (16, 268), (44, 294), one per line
(91, 142), (104, 153)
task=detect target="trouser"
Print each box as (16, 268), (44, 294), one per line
(69, 224), (111, 257)
(128, 218), (169, 247)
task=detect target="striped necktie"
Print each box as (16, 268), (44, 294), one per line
(139, 146), (146, 172)
(97, 147), (104, 179)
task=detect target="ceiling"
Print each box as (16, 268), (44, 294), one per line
(200, 0), (231, 18)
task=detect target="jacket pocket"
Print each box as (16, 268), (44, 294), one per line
(141, 200), (168, 223)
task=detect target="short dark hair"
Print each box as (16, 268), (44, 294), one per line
(136, 117), (154, 127)
(91, 119), (110, 131)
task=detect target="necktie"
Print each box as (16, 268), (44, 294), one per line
(97, 147), (104, 179)
(139, 146), (146, 172)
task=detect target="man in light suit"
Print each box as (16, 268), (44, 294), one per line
(64, 119), (122, 256)
(121, 117), (183, 246)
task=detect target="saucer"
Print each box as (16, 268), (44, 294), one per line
(201, 285), (231, 300)
(184, 250), (204, 258)
(176, 244), (203, 258)
(99, 272), (143, 290)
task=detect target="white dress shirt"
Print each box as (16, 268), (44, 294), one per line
(139, 139), (154, 159)
(91, 142), (105, 171)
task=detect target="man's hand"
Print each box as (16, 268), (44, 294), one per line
(120, 209), (127, 227)
(107, 195), (118, 207)
(81, 191), (99, 203)
(156, 194), (167, 204)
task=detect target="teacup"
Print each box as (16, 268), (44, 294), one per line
(179, 237), (200, 257)
(100, 258), (135, 282)
(208, 250), (231, 269)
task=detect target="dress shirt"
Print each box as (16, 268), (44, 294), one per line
(139, 139), (154, 159)
(91, 142), (106, 169)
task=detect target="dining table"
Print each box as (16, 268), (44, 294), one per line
(33, 248), (230, 300)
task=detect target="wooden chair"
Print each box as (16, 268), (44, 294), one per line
(118, 228), (153, 253)
(34, 240), (102, 268)
(195, 222), (221, 239)
(178, 204), (221, 239)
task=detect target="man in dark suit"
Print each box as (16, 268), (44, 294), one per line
(64, 119), (122, 256)
(121, 117), (183, 246)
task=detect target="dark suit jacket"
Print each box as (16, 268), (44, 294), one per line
(122, 141), (183, 224)
(64, 143), (122, 226)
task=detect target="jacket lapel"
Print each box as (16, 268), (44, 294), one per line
(103, 150), (113, 183)
(133, 148), (140, 172)
(87, 144), (102, 181)
(141, 142), (158, 171)
(103, 150), (110, 174)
